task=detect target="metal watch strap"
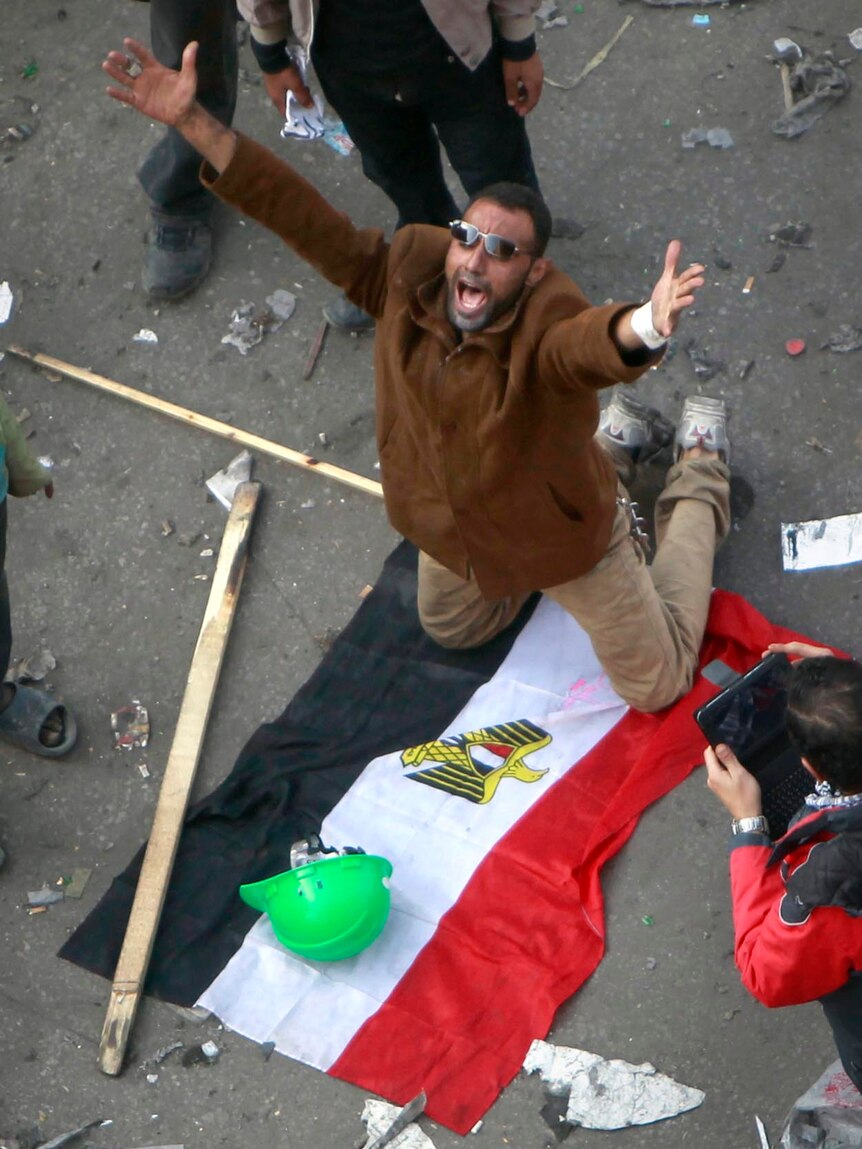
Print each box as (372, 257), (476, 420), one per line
(731, 815), (769, 836)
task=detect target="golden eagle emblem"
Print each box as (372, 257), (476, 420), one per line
(401, 719), (551, 803)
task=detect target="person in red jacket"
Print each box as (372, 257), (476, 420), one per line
(705, 641), (862, 1092)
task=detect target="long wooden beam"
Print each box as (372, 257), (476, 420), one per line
(6, 345), (383, 501)
(98, 481), (261, 1075)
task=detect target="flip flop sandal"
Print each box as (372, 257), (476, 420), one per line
(0, 683), (77, 758)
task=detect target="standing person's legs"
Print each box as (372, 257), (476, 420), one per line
(138, 0), (238, 299)
(431, 45), (539, 196)
(417, 551), (530, 649)
(310, 53), (460, 228)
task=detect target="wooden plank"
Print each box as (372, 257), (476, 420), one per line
(98, 481), (261, 1076)
(6, 344), (383, 501)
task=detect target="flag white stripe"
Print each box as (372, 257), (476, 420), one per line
(199, 597), (628, 1066)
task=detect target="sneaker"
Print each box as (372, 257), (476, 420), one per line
(142, 212), (213, 301)
(322, 293), (376, 332)
(675, 395), (730, 462)
(597, 387), (675, 463)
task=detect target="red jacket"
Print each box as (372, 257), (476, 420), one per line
(729, 802), (862, 1090)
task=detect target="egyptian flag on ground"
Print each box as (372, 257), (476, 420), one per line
(60, 541), (806, 1134)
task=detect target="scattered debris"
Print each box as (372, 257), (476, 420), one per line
(771, 45), (850, 139)
(684, 339), (724, 380)
(637, 0), (735, 5)
(641, 914), (654, 926)
(300, 498), (315, 510)
(21, 60), (38, 81)
(806, 437), (832, 455)
(160, 520), (175, 537)
(738, 359), (755, 380)
(205, 450), (254, 510)
(143, 1040), (184, 1067)
(26, 905), (48, 916)
(138, 763), (151, 779)
(782, 512), (862, 572)
(780, 1060), (862, 1148)
(681, 126), (734, 149)
(181, 1041), (221, 1067)
(850, 28), (862, 51)
(27, 886), (64, 907)
(62, 867), (92, 899)
(201, 1040), (220, 1062)
(540, 1092), (573, 1142)
(767, 251), (786, 273)
(785, 338), (806, 357)
(545, 15), (633, 90)
(0, 281), (13, 324)
(768, 221), (812, 247)
(132, 329), (159, 344)
(756, 1114), (770, 1149)
(691, 13), (710, 27)
(111, 701), (150, 750)
(221, 290), (296, 355)
(303, 319), (329, 380)
(199, 547), (214, 558)
(5, 648), (56, 684)
(177, 530), (201, 548)
(318, 431), (329, 447)
(524, 1040), (705, 1130)
(360, 1096), (433, 1149)
(742, 276), (755, 294)
(260, 1040), (276, 1061)
(821, 324), (862, 353)
(537, 1), (568, 29)
(36, 1120), (109, 1149)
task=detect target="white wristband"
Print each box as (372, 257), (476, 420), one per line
(629, 302), (667, 350)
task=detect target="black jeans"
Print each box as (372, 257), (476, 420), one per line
(311, 39), (540, 229)
(138, 0), (239, 217)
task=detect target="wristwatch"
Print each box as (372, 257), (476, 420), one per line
(731, 815), (769, 836)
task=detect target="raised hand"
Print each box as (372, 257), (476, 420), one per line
(103, 37), (198, 129)
(649, 240), (705, 339)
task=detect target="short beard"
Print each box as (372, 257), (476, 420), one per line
(446, 276), (529, 334)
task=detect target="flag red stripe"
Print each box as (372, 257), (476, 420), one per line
(330, 591), (816, 1132)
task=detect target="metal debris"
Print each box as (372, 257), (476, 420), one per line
(111, 701), (150, 750)
(821, 324), (862, 353)
(221, 290), (296, 355)
(36, 1120), (109, 1149)
(205, 450), (254, 510)
(782, 512), (862, 572)
(524, 1040), (705, 1131)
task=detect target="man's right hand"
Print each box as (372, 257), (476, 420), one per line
(263, 65), (314, 117)
(103, 37), (198, 129)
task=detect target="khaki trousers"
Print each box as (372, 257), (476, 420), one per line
(417, 458), (731, 713)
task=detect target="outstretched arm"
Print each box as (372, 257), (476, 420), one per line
(103, 38), (237, 173)
(614, 240), (705, 351)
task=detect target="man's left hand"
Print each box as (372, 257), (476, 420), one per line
(704, 743), (763, 820)
(502, 53), (544, 115)
(649, 240), (705, 338)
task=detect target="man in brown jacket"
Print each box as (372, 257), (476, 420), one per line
(104, 38), (732, 713)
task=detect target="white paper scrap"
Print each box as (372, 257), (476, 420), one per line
(0, 281), (13, 324)
(524, 1039), (705, 1131)
(782, 512), (862, 572)
(361, 1100), (436, 1149)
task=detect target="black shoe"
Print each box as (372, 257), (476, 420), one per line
(322, 293), (375, 332)
(143, 212), (213, 301)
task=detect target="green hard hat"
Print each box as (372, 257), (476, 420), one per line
(239, 852), (393, 962)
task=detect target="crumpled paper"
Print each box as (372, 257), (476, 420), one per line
(524, 1039), (705, 1130)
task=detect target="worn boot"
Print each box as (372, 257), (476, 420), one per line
(322, 293), (375, 333)
(143, 211), (213, 301)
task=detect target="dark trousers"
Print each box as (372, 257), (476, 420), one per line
(821, 974), (862, 1092)
(138, 0), (238, 217)
(311, 39), (539, 229)
(0, 500), (10, 681)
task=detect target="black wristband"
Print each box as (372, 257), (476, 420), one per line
(498, 33), (537, 63)
(250, 36), (290, 75)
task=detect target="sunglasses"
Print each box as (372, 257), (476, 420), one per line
(449, 220), (531, 262)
